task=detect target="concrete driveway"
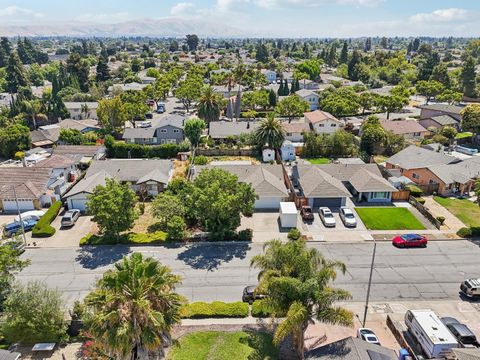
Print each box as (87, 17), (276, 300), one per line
(240, 212), (289, 242)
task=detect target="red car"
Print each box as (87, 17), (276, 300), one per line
(392, 234), (428, 248)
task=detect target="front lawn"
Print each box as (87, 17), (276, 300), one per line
(168, 331), (278, 360)
(434, 197), (480, 227)
(355, 207), (426, 230)
(455, 132), (473, 140)
(306, 157), (330, 164)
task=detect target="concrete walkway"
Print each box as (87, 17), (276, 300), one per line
(423, 196), (466, 231)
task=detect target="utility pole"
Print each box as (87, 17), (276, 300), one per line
(362, 239), (376, 327)
(12, 185), (27, 246)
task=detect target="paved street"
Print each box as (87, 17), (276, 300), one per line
(17, 240), (480, 306)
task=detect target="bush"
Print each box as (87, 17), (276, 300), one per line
(193, 155), (209, 165)
(80, 231), (168, 245)
(416, 197), (425, 205)
(406, 184), (423, 197)
(237, 229), (253, 241)
(138, 203), (145, 215)
(166, 216), (186, 241)
(32, 201), (62, 238)
(180, 301), (249, 319)
(105, 136), (189, 159)
(251, 300), (286, 318)
(436, 216), (445, 225)
(457, 227), (472, 238)
(287, 228), (301, 241)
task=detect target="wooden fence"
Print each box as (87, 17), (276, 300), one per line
(409, 196), (441, 229)
(392, 189), (411, 201)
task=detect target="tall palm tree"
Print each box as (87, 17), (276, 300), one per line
(253, 113), (285, 149)
(197, 85), (221, 125)
(84, 253), (183, 360)
(251, 240), (353, 360)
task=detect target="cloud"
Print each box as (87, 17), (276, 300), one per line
(0, 5), (44, 19)
(75, 12), (129, 23)
(170, 2), (196, 16)
(409, 8), (468, 24)
(254, 0), (383, 9)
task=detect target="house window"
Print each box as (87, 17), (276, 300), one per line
(331, 124), (336, 127)
(318, 124), (325, 127)
(371, 192), (389, 199)
(287, 132), (292, 136)
(412, 173), (420, 179)
(414, 132), (421, 137)
(173, 129), (180, 133)
(429, 179), (437, 184)
(160, 129), (167, 133)
(160, 139), (166, 144)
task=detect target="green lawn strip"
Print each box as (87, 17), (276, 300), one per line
(168, 331), (278, 360)
(355, 207), (426, 230)
(455, 132), (473, 140)
(433, 196), (480, 227)
(79, 231), (167, 245)
(306, 158), (330, 164)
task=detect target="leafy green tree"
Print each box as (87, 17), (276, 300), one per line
(186, 34), (199, 51)
(1, 281), (67, 343)
(192, 168), (257, 239)
(379, 95), (409, 119)
(255, 43), (269, 63)
(384, 131), (406, 156)
(253, 113), (285, 148)
(184, 117), (206, 149)
(66, 52), (90, 92)
(166, 215), (187, 241)
(275, 95), (310, 122)
(440, 126), (457, 144)
(460, 56), (477, 98)
(96, 56), (110, 82)
(319, 88), (360, 117)
(0, 123), (30, 158)
(269, 88), (277, 107)
(295, 59), (322, 81)
(84, 253), (184, 359)
(151, 193), (186, 228)
(416, 80), (445, 104)
(6, 51), (29, 93)
(175, 76), (202, 113)
(461, 104), (480, 134)
(430, 63), (451, 88)
(360, 115), (386, 155)
(197, 86), (221, 124)
(347, 50), (361, 81)
(97, 97), (127, 134)
(87, 178), (138, 242)
(59, 128), (85, 145)
(339, 41), (348, 64)
(0, 241), (30, 308)
(251, 239), (353, 359)
(437, 89), (462, 105)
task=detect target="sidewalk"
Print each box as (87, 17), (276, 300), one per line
(423, 197), (466, 231)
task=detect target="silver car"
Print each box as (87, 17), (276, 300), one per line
(340, 207), (357, 227)
(61, 209), (81, 227)
(319, 207), (336, 227)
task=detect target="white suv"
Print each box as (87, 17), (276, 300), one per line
(319, 207), (336, 227)
(340, 207), (357, 228)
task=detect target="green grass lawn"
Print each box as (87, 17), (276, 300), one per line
(167, 331), (278, 360)
(433, 196), (480, 227)
(355, 207), (426, 230)
(306, 157), (330, 164)
(455, 132), (473, 140)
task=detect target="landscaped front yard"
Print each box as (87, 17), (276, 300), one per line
(434, 197), (480, 227)
(167, 331), (278, 360)
(306, 157), (330, 164)
(355, 207), (426, 230)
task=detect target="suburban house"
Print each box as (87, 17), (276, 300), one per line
(380, 119), (430, 140)
(52, 145), (106, 166)
(108, 82), (149, 94)
(123, 115), (186, 145)
(30, 120), (100, 148)
(295, 89), (319, 110)
(298, 79), (320, 90)
(63, 159), (173, 212)
(211, 85), (245, 98)
(0, 167), (60, 212)
(64, 102), (99, 120)
(261, 69), (277, 83)
(282, 122), (310, 142)
(208, 121), (259, 142)
(291, 163), (397, 207)
(194, 164), (289, 210)
(418, 104), (464, 131)
(280, 71), (294, 84)
(304, 110), (344, 134)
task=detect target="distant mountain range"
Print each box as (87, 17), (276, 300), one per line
(0, 18), (251, 38)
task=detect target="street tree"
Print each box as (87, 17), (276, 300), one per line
(175, 76), (202, 113)
(461, 104), (480, 134)
(86, 178), (138, 242)
(379, 95), (409, 119)
(197, 86), (221, 124)
(416, 80), (445, 104)
(97, 97), (128, 134)
(184, 117), (206, 149)
(84, 253), (183, 359)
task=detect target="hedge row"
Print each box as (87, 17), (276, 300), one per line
(79, 231), (167, 245)
(405, 184), (423, 197)
(106, 138), (189, 159)
(180, 301), (249, 319)
(251, 300), (286, 318)
(457, 227), (480, 238)
(32, 201), (62, 238)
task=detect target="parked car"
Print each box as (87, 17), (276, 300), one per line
(145, 113), (153, 119)
(441, 317), (479, 347)
(319, 207), (336, 227)
(61, 209), (81, 227)
(3, 219), (37, 237)
(357, 328), (380, 345)
(14, 210), (45, 222)
(339, 207), (357, 227)
(300, 206), (314, 221)
(392, 234), (428, 248)
(139, 121), (152, 128)
(460, 278), (480, 299)
(242, 286), (266, 304)
(156, 102), (166, 113)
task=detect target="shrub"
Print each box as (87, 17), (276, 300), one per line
(417, 198), (426, 205)
(251, 300), (286, 318)
(32, 201), (62, 238)
(193, 155), (209, 165)
(166, 216), (186, 241)
(457, 227), (472, 238)
(237, 229), (253, 241)
(138, 203), (145, 215)
(287, 228), (301, 241)
(436, 216), (445, 225)
(105, 136), (189, 159)
(180, 301), (249, 319)
(406, 184), (423, 197)
(80, 231), (167, 245)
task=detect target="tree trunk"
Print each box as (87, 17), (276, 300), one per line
(295, 326), (306, 360)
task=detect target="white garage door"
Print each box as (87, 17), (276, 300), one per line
(68, 198), (88, 213)
(255, 197), (281, 210)
(2, 200), (35, 212)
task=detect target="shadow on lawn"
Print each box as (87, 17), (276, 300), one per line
(177, 242), (251, 271)
(75, 245), (131, 270)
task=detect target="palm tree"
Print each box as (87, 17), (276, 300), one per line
(81, 103), (90, 119)
(23, 100), (43, 129)
(253, 113), (285, 149)
(84, 253), (184, 360)
(251, 239), (353, 360)
(198, 86), (221, 125)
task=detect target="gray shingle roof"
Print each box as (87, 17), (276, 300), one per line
(419, 104), (464, 115)
(123, 127), (157, 139)
(428, 156), (480, 185)
(386, 145), (457, 170)
(0, 350), (21, 360)
(295, 165), (351, 198)
(0, 167), (52, 200)
(428, 114), (459, 126)
(305, 337), (397, 360)
(63, 170), (111, 198)
(208, 121), (259, 139)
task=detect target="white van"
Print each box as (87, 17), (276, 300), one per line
(460, 278), (480, 299)
(405, 309), (458, 359)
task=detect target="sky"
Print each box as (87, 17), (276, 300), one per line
(0, 0), (479, 37)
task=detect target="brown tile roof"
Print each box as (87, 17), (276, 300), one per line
(304, 110), (341, 124)
(0, 167), (52, 200)
(282, 122), (310, 133)
(33, 154), (76, 169)
(380, 119), (429, 135)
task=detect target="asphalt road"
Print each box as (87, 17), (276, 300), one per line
(17, 240), (480, 306)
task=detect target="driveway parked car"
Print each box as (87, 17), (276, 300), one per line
(14, 210), (45, 222)
(319, 207), (336, 227)
(339, 207), (357, 227)
(357, 328), (380, 345)
(300, 206), (314, 222)
(3, 219), (37, 237)
(242, 286), (266, 304)
(441, 317), (479, 347)
(61, 209), (81, 227)
(392, 234), (428, 248)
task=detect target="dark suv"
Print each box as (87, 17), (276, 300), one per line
(441, 317), (479, 347)
(242, 286), (266, 304)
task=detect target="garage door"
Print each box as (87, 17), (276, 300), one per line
(68, 198), (88, 213)
(255, 197), (281, 210)
(311, 197), (344, 209)
(2, 200), (35, 212)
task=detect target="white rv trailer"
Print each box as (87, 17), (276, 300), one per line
(405, 309), (459, 359)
